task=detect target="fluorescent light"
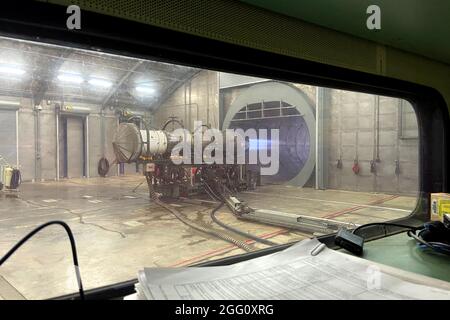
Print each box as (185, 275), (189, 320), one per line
(64, 105), (91, 111)
(57, 73), (84, 84)
(0, 65), (26, 75)
(88, 78), (112, 88)
(136, 86), (155, 95)
(0, 100), (20, 106)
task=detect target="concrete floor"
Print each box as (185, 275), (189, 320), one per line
(0, 176), (416, 299)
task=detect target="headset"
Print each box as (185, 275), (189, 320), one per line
(407, 218), (450, 255)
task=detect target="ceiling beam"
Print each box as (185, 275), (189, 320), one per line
(101, 60), (143, 110)
(30, 48), (73, 105)
(148, 69), (201, 112)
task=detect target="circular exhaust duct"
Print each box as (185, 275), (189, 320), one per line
(222, 81), (315, 187)
(112, 123), (169, 163)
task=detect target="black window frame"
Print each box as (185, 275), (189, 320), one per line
(0, 2), (448, 300)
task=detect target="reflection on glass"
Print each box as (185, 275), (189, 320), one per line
(0, 36), (418, 299)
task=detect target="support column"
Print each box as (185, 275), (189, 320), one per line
(315, 87), (328, 190)
(55, 105), (60, 180)
(85, 115), (90, 178)
(34, 103), (42, 182)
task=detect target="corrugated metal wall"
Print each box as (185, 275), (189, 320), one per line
(66, 116), (84, 178)
(326, 90), (418, 195)
(1, 99), (128, 182)
(0, 109), (17, 166)
(0, 73), (419, 194)
(220, 83), (419, 194)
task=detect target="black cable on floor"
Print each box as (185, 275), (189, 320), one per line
(0, 220), (85, 300)
(146, 175), (253, 252)
(210, 202), (277, 246)
(202, 181), (276, 246)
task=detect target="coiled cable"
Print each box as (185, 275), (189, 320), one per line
(145, 174), (253, 252)
(203, 180), (276, 246)
(210, 202), (277, 246)
(97, 157), (110, 177)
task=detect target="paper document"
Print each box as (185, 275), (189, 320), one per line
(134, 238), (450, 300)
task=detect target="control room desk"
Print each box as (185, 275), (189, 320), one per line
(347, 232), (450, 284)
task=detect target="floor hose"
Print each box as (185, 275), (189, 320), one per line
(204, 181), (276, 246)
(210, 202), (277, 246)
(145, 175), (253, 252)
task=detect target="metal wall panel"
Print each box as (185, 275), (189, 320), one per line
(18, 110), (35, 181)
(105, 117), (118, 176)
(40, 112), (57, 180)
(0, 110), (17, 166)
(88, 115), (101, 178)
(66, 116), (84, 178)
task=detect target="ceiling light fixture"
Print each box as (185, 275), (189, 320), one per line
(57, 73), (84, 84)
(63, 105), (91, 112)
(0, 100), (20, 106)
(135, 86), (155, 95)
(88, 78), (113, 88)
(0, 65), (26, 76)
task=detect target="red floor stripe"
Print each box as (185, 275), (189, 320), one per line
(170, 194), (401, 266)
(322, 195), (399, 219)
(170, 228), (288, 267)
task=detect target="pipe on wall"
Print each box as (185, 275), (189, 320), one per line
(100, 110), (105, 158)
(85, 115), (89, 178)
(55, 104), (60, 180)
(375, 95), (380, 162)
(371, 96), (377, 190)
(206, 71), (210, 127)
(188, 81), (192, 131)
(34, 103), (41, 182)
(315, 87), (326, 190)
(116, 117), (121, 176)
(15, 109), (19, 167)
(184, 83), (187, 128)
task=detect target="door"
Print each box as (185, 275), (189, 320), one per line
(60, 116), (85, 178)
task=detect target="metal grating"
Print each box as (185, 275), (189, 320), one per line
(42, 0), (450, 110)
(47, 0), (379, 74)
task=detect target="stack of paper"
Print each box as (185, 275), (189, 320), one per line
(132, 238), (450, 300)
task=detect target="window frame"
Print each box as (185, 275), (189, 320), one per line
(0, 1), (448, 300)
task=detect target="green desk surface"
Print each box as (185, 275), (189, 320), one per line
(354, 232), (450, 283)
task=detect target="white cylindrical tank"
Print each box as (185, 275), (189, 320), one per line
(113, 122), (231, 163)
(140, 130), (168, 155)
(113, 123), (174, 162)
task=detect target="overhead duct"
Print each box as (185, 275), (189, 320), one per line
(112, 124), (234, 163)
(222, 81), (315, 186)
